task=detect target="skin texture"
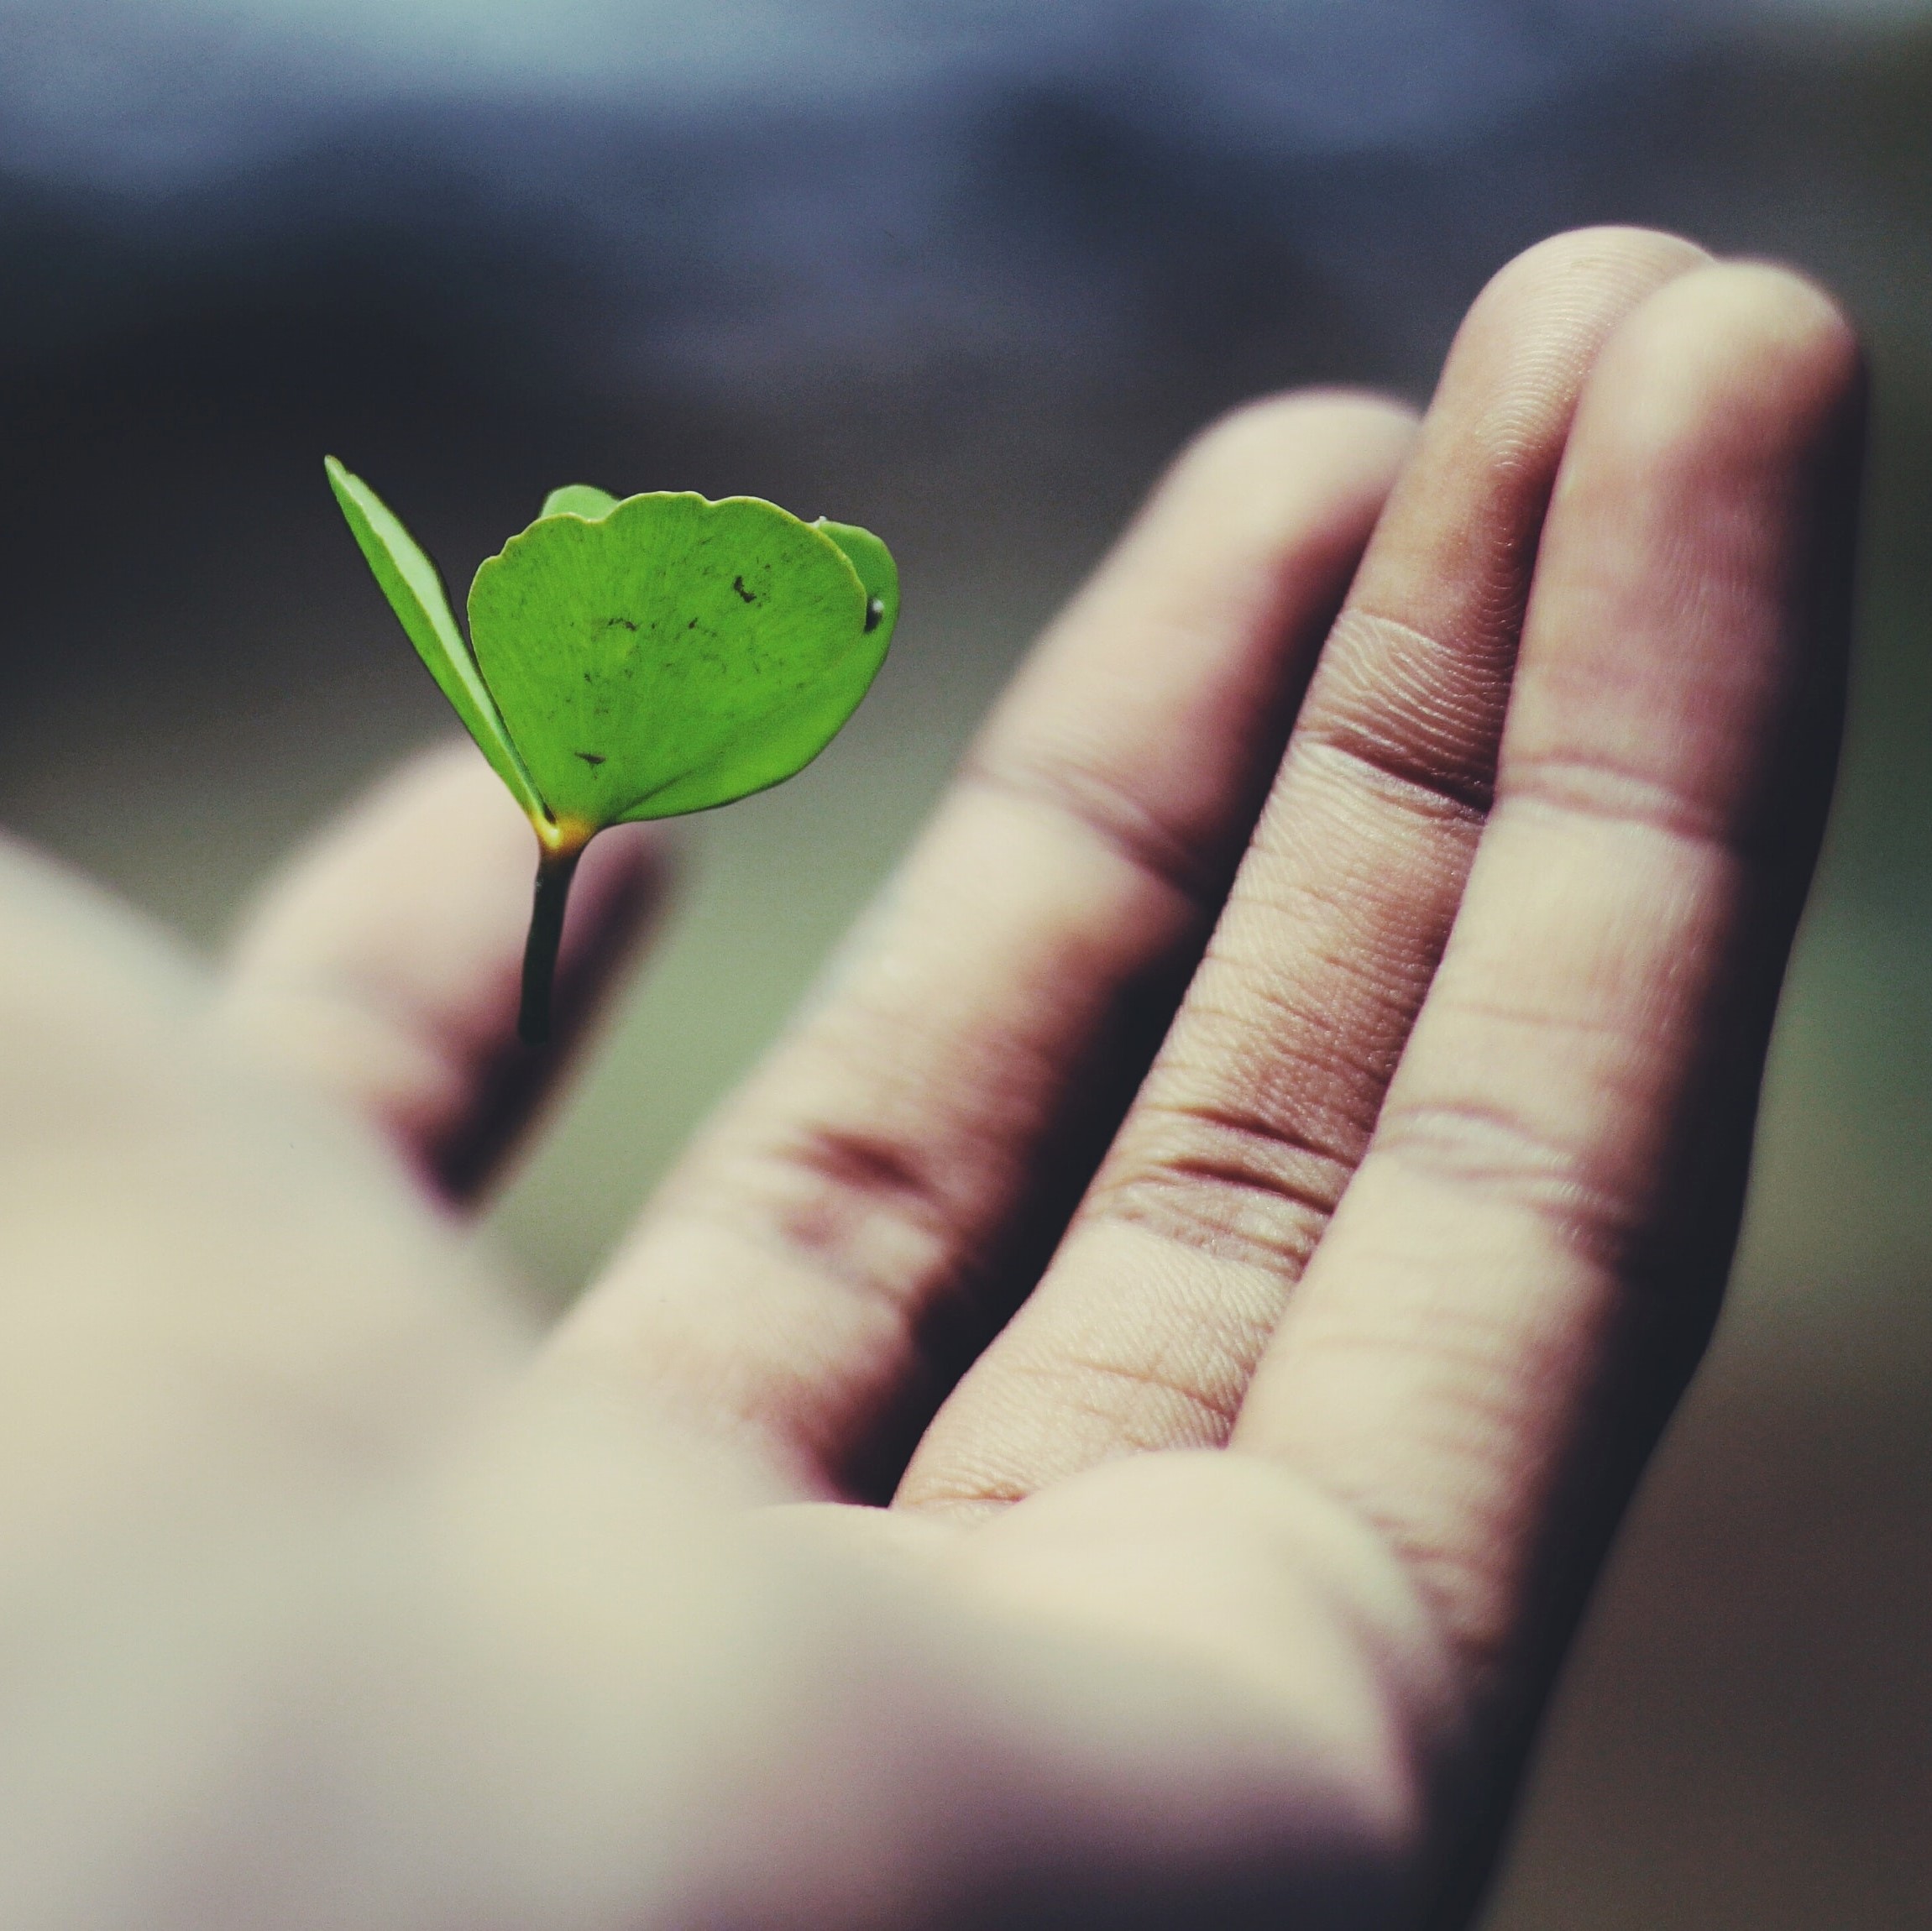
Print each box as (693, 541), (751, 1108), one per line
(0, 231), (1866, 1930)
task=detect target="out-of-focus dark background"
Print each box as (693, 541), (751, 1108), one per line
(1, 2), (1927, 1921)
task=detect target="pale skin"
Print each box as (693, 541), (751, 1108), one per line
(0, 229), (1864, 1928)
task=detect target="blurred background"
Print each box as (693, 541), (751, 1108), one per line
(0, 1), (1926, 1923)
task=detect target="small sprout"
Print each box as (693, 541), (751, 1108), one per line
(326, 458), (898, 1044)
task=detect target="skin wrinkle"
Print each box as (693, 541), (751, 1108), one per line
(1198, 845), (1418, 942)
(1119, 1064), (1364, 1193)
(905, 1228), (1305, 1514)
(1020, 1347), (1246, 1449)
(1499, 753), (1759, 852)
(1160, 1028), (1396, 1142)
(1411, 986), (1687, 1058)
(1136, 891), (1451, 1114)
(954, 753), (1223, 928)
(1306, 609), (1514, 809)
(696, 887), (1125, 1221)
(1175, 933), (1436, 1095)
(1284, 736), (1493, 835)
(1094, 1169), (1333, 1276)
(699, 1138), (962, 1300)
(1114, 1117), (1355, 1206)
(1233, 806), (1465, 963)
(1389, 1032), (1730, 1236)
(1365, 1100), (1658, 1275)
(1087, 941), (1432, 1269)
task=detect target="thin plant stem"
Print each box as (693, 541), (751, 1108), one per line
(518, 841), (584, 1045)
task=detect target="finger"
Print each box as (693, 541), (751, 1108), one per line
(899, 227), (1709, 1512)
(1232, 263), (1861, 1763)
(221, 740), (671, 1203)
(546, 393), (1419, 1498)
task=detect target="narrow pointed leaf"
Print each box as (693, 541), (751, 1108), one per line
(324, 456), (549, 824)
(541, 484), (620, 521)
(468, 492), (894, 827)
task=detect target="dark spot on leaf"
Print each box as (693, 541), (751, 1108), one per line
(865, 597), (885, 633)
(688, 617), (699, 628)
(605, 616), (638, 631)
(576, 751), (606, 767)
(732, 575), (756, 603)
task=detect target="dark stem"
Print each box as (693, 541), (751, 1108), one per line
(518, 843), (584, 1046)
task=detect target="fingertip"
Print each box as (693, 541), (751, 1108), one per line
(1463, 225), (1713, 335)
(1418, 228), (1713, 464)
(1068, 386), (1421, 657)
(223, 740), (678, 1203)
(1488, 262), (1867, 928)
(1175, 389), (1422, 499)
(1584, 259), (1867, 463)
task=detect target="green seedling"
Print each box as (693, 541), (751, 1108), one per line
(325, 458), (898, 1044)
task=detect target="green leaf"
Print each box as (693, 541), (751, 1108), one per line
(540, 484), (620, 521)
(468, 492), (895, 828)
(324, 457), (550, 826)
(326, 467), (898, 1046)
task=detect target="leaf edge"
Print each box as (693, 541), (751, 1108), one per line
(325, 455), (552, 828)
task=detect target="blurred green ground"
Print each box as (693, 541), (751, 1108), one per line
(2, 18), (1930, 1928)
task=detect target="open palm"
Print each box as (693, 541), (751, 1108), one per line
(0, 229), (1861, 1930)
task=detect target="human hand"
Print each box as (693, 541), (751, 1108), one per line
(0, 228), (1862, 1929)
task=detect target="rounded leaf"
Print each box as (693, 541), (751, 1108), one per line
(468, 493), (895, 828)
